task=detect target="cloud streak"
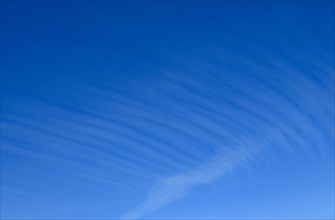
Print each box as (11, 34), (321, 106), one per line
(121, 129), (283, 219)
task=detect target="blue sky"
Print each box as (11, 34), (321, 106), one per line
(1, 1), (334, 219)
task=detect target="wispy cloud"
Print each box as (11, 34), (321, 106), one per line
(121, 129), (283, 219)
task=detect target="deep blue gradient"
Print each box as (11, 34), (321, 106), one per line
(1, 1), (334, 219)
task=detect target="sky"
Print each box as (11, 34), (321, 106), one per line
(0, 1), (334, 219)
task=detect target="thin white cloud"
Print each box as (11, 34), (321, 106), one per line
(121, 130), (281, 219)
